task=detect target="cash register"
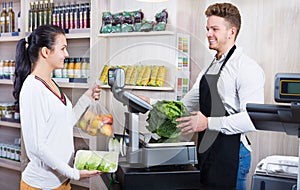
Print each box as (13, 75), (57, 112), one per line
(246, 73), (300, 190)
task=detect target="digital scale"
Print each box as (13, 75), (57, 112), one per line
(247, 73), (300, 190)
(106, 68), (200, 190)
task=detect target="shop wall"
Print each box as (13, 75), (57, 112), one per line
(175, 0), (300, 189)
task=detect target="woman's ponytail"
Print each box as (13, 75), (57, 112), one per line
(13, 38), (32, 111)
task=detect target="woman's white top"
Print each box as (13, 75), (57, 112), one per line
(20, 75), (80, 189)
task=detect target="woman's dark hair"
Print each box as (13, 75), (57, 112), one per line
(13, 25), (65, 110)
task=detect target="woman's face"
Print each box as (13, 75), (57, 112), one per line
(48, 34), (69, 69)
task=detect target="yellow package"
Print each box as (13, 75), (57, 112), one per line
(156, 66), (166, 87)
(129, 66), (139, 85)
(99, 65), (112, 84)
(141, 66), (151, 86)
(125, 66), (133, 85)
(135, 66), (146, 86)
(148, 65), (159, 86)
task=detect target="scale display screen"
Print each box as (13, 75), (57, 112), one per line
(275, 73), (300, 102)
(280, 80), (300, 95)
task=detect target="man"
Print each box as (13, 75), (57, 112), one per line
(176, 3), (265, 190)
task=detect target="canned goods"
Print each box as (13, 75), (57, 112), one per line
(15, 147), (21, 161)
(81, 57), (89, 78)
(73, 57), (82, 78)
(68, 58), (75, 78)
(2, 103), (15, 119)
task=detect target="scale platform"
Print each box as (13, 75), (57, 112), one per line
(126, 141), (198, 168)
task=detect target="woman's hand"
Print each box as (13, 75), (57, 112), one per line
(79, 170), (101, 179)
(91, 85), (101, 100)
(176, 111), (208, 135)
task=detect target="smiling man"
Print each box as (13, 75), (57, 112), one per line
(175, 3), (265, 190)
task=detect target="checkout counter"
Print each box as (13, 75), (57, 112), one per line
(246, 73), (300, 190)
(103, 68), (200, 190)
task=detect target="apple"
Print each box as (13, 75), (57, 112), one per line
(87, 126), (98, 136)
(100, 114), (113, 125)
(79, 120), (88, 131)
(91, 117), (102, 129)
(100, 124), (113, 137)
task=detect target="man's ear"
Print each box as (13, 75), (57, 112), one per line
(40, 47), (50, 59)
(230, 27), (237, 38)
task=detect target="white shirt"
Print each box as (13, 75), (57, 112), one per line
(20, 75), (90, 189)
(181, 47), (265, 151)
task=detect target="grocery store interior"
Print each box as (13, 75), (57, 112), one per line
(0, 0), (300, 190)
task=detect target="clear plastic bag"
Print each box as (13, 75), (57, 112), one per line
(76, 100), (113, 137)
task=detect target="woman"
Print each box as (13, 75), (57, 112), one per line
(13, 25), (101, 189)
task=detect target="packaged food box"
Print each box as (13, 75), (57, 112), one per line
(74, 150), (118, 173)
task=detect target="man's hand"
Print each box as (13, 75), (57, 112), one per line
(176, 111), (208, 135)
(136, 95), (150, 104)
(79, 170), (101, 179)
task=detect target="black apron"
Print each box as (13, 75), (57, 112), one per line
(197, 45), (241, 190)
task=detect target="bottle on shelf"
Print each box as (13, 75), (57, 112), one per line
(0, 2), (7, 33)
(64, 4), (70, 29)
(85, 3), (90, 28)
(74, 4), (80, 29)
(33, 2), (39, 30)
(7, 1), (15, 33)
(59, 5), (65, 29)
(28, 2), (34, 32)
(43, 0), (49, 25)
(38, 1), (44, 26)
(47, 0), (54, 25)
(17, 11), (21, 32)
(49, 0), (54, 21)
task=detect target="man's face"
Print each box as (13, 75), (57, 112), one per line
(206, 15), (233, 53)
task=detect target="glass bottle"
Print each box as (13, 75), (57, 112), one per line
(0, 3), (7, 33)
(28, 2), (34, 32)
(60, 5), (65, 29)
(64, 4), (70, 29)
(33, 2), (39, 30)
(48, 0), (54, 25)
(18, 11), (21, 32)
(79, 3), (85, 28)
(51, 6), (56, 26)
(70, 4), (75, 29)
(43, 1), (48, 25)
(56, 6), (61, 27)
(38, 1), (44, 26)
(74, 4), (80, 29)
(6, 2), (14, 32)
(85, 3), (90, 28)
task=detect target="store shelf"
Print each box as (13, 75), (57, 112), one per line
(66, 32), (90, 39)
(56, 82), (90, 89)
(0, 36), (22, 42)
(98, 31), (175, 38)
(0, 80), (90, 89)
(100, 84), (174, 91)
(0, 121), (21, 129)
(0, 158), (22, 171)
(0, 80), (13, 85)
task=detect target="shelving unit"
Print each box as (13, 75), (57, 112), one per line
(0, 157), (22, 172)
(0, 0), (181, 189)
(98, 30), (174, 38)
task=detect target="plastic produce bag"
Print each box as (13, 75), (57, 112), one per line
(76, 100), (113, 137)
